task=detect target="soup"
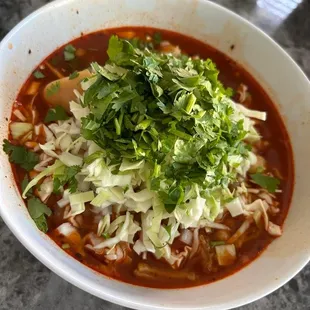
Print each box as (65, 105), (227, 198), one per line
(3, 27), (294, 288)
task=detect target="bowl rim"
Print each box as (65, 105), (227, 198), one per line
(0, 0), (309, 309)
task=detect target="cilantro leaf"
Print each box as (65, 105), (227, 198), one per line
(27, 197), (52, 233)
(69, 71), (79, 80)
(33, 70), (45, 79)
(44, 106), (69, 123)
(53, 165), (81, 193)
(21, 175), (33, 197)
(33, 214), (49, 233)
(3, 139), (39, 171)
(28, 197), (52, 218)
(159, 185), (185, 213)
(250, 173), (280, 193)
(153, 32), (162, 45)
(107, 35), (124, 61)
(64, 44), (76, 61)
(107, 35), (134, 65)
(46, 81), (60, 97)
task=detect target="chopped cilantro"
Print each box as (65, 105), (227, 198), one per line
(33, 214), (49, 233)
(69, 70), (79, 80)
(250, 173), (280, 193)
(21, 175), (33, 197)
(64, 44), (76, 61)
(33, 70), (45, 79)
(46, 81), (60, 97)
(27, 197), (52, 233)
(79, 35), (250, 212)
(3, 139), (39, 171)
(44, 106), (69, 123)
(53, 165), (81, 193)
(153, 32), (162, 45)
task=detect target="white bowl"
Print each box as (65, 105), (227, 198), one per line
(0, 0), (310, 309)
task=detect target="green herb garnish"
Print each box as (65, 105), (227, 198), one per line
(79, 35), (249, 213)
(21, 175), (33, 197)
(33, 70), (45, 79)
(69, 70), (79, 80)
(153, 32), (162, 45)
(46, 81), (60, 97)
(44, 106), (69, 123)
(64, 44), (76, 61)
(250, 173), (280, 193)
(27, 197), (52, 233)
(3, 139), (39, 171)
(53, 165), (81, 193)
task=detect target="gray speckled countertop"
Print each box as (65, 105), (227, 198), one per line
(0, 0), (309, 309)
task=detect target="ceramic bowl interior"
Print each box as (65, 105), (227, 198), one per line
(0, 1), (310, 309)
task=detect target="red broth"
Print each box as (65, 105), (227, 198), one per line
(9, 27), (294, 288)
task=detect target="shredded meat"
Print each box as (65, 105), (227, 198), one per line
(199, 235), (217, 273)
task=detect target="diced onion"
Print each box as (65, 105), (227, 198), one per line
(34, 157), (53, 172)
(189, 229), (199, 259)
(70, 203), (85, 217)
(200, 219), (230, 231)
(37, 178), (53, 202)
(43, 125), (54, 142)
(267, 222), (282, 237)
(225, 197), (244, 217)
(9, 122), (33, 140)
(56, 222), (81, 245)
(215, 244), (236, 266)
(179, 229), (193, 245)
(13, 109), (26, 121)
(57, 198), (70, 208)
(34, 124), (42, 136)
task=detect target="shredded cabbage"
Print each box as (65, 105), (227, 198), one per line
(22, 160), (63, 198)
(69, 191), (94, 205)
